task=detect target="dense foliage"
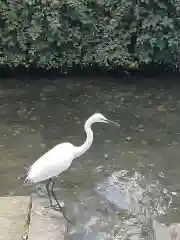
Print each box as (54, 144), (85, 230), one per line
(0, 0), (180, 71)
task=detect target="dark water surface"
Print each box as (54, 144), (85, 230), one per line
(0, 77), (180, 239)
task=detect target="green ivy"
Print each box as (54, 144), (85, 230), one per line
(0, 0), (180, 70)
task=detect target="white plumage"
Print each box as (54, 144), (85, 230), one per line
(26, 143), (75, 183)
(25, 113), (119, 221)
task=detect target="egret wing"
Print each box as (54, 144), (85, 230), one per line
(26, 143), (75, 183)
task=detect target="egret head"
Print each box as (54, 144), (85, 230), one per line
(86, 113), (120, 127)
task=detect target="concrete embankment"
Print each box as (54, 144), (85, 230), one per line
(0, 196), (30, 240)
(1, 195), (180, 240)
(0, 195), (66, 240)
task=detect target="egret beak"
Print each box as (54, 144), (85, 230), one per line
(105, 119), (120, 127)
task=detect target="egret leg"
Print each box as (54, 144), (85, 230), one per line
(45, 178), (54, 208)
(50, 180), (63, 211)
(50, 180), (72, 223)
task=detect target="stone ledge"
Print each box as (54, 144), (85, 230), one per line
(28, 194), (66, 240)
(0, 196), (30, 240)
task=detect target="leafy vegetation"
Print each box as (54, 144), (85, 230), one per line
(0, 0), (180, 72)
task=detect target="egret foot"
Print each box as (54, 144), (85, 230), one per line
(44, 204), (59, 209)
(53, 205), (73, 223)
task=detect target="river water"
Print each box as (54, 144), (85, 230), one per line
(0, 77), (180, 239)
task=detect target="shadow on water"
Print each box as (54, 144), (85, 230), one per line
(0, 77), (180, 238)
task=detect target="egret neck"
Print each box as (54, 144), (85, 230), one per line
(74, 122), (93, 158)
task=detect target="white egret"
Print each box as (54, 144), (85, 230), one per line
(25, 113), (120, 221)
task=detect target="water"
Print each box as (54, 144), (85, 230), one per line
(1, 77), (180, 239)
